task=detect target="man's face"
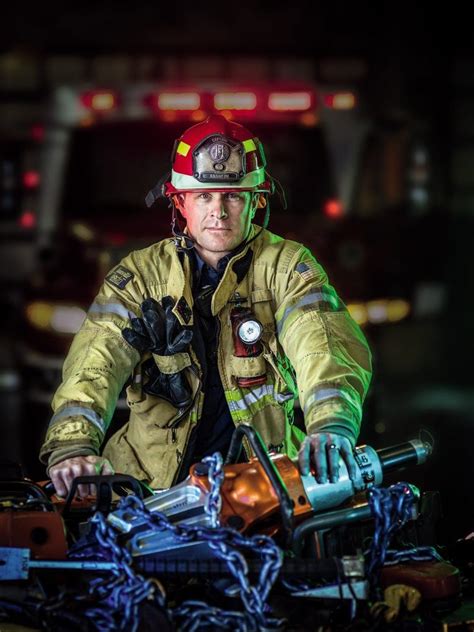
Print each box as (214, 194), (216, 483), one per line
(177, 190), (256, 261)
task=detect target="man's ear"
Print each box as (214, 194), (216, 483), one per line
(250, 193), (266, 217)
(173, 193), (187, 218)
(256, 194), (267, 209)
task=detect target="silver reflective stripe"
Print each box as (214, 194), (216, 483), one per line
(171, 166), (266, 190)
(277, 291), (340, 334)
(304, 387), (361, 418)
(88, 302), (137, 320)
(49, 406), (106, 434)
(228, 383), (293, 414)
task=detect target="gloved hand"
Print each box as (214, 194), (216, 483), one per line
(122, 298), (166, 354)
(123, 296), (193, 408)
(298, 431), (358, 484)
(161, 295), (193, 354)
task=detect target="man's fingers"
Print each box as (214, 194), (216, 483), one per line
(298, 432), (360, 485)
(327, 443), (340, 483)
(60, 467), (75, 497)
(340, 443), (358, 480)
(49, 457), (115, 500)
(50, 471), (68, 498)
(298, 437), (311, 476)
(313, 436), (328, 484)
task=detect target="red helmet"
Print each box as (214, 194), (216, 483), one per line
(145, 114), (275, 208)
(167, 114), (272, 194)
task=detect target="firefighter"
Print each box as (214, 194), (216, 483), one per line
(41, 114), (372, 498)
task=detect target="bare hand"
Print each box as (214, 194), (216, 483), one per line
(298, 432), (358, 483)
(49, 455), (115, 498)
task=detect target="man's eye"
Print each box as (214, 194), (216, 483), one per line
(226, 193), (241, 201)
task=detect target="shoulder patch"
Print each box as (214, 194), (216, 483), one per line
(106, 265), (134, 289)
(296, 260), (321, 282)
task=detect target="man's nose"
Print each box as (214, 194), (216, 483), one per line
(210, 199), (228, 219)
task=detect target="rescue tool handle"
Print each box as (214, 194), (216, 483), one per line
(377, 440), (432, 472)
(225, 424), (294, 545)
(62, 474), (147, 516)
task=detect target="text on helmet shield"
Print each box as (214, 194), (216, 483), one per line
(193, 134), (245, 183)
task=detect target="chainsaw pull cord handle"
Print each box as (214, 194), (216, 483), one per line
(225, 424), (294, 547)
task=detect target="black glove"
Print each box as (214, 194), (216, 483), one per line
(122, 298), (166, 354)
(122, 297), (193, 408)
(161, 295), (193, 354)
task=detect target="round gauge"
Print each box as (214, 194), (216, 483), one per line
(237, 319), (263, 344)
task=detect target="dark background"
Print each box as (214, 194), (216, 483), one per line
(0, 2), (473, 545)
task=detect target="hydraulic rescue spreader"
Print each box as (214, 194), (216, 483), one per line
(107, 425), (431, 557)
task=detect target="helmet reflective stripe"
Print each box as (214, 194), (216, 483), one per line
(176, 141), (191, 157)
(171, 166), (267, 191)
(242, 138), (257, 152)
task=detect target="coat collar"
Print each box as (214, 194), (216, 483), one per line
(170, 225), (260, 322)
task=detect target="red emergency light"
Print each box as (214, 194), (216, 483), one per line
(146, 85), (318, 122)
(19, 210), (36, 229)
(23, 171), (40, 189)
(80, 91), (119, 112)
(323, 199), (344, 219)
(30, 124), (45, 142)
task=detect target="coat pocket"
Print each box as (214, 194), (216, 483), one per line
(262, 333), (297, 402)
(126, 385), (179, 429)
(229, 353), (267, 388)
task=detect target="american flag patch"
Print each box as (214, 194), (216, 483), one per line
(296, 261), (320, 282)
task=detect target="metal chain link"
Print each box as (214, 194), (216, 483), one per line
(383, 546), (444, 565)
(69, 452), (284, 631)
(202, 452), (224, 526)
(115, 453), (284, 630)
(69, 510), (166, 632)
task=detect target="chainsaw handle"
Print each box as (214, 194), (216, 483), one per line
(225, 424), (294, 546)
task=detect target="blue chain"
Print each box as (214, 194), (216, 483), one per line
(365, 482), (417, 579)
(202, 452), (224, 527)
(169, 453), (284, 629)
(383, 546), (444, 565)
(70, 452), (283, 631)
(72, 511), (166, 632)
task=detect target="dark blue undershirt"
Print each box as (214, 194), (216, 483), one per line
(189, 250), (236, 463)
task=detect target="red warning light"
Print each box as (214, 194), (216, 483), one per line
(30, 124), (45, 142)
(19, 211), (36, 229)
(23, 171), (40, 189)
(323, 199), (344, 219)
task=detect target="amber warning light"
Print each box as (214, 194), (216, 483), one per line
(80, 91), (119, 112)
(156, 92), (201, 111)
(268, 92), (313, 111)
(323, 92), (356, 110)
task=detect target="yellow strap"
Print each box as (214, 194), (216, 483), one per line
(152, 352), (192, 374)
(177, 141), (191, 157)
(243, 138), (256, 153)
